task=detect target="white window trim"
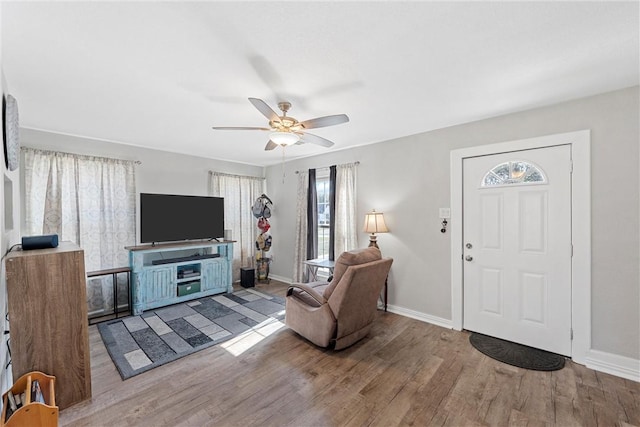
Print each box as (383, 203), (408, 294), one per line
(450, 130), (591, 364)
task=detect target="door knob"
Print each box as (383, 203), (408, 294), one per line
(465, 255), (473, 262)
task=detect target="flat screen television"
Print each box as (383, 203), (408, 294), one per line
(140, 193), (224, 244)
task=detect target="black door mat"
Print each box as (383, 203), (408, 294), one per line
(469, 332), (566, 371)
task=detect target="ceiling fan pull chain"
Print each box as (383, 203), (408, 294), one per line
(282, 145), (286, 183)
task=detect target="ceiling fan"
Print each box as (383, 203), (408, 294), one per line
(212, 98), (349, 151)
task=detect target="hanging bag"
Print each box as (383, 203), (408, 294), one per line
(252, 194), (273, 218)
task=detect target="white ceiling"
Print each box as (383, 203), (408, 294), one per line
(2, 2), (638, 166)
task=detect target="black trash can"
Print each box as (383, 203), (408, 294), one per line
(240, 267), (255, 288)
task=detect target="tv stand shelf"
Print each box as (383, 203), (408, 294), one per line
(126, 241), (234, 315)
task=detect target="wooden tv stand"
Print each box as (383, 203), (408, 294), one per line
(126, 240), (234, 315)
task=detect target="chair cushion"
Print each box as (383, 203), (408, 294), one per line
(322, 247), (382, 299)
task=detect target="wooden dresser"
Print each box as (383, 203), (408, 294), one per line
(5, 241), (91, 410)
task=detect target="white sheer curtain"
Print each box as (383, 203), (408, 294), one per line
(335, 163), (358, 255)
(23, 148), (136, 314)
(292, 171), (309, 282)
(209, 171), (264, 282)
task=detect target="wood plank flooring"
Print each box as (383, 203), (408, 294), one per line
(60, 281), (640, 426)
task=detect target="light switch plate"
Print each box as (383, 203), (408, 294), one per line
(439, 208), (451, 219)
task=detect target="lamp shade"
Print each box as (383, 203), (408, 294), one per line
(270, 131), (300, 146)
(363, 210), (389, 234)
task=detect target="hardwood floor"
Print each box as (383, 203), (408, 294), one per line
(60, 281), (640, 426)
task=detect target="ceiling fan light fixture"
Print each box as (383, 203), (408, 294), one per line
(214, 98), (344, 151)
(270, 131), (300, 146)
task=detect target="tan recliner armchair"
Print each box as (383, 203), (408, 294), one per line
(285, 247), (393, 350)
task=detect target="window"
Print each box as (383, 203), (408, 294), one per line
(293, 163), (358, 283)
(481, 161), (546, 187)
(23, 148), (136, 316)
(209, 172), (264, 282)
(316, 175), (330, 259)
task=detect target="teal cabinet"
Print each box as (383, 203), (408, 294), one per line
(201, 258), (229, 291)
(127, 241), (234, 315)
(143, 266), (175, 304)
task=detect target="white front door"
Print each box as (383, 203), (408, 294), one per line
(463, 145), (572, 355)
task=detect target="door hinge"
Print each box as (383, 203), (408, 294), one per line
(570, 329), (574, 340)
(570, 161), (574, 173)
(571, 244), (574, 257)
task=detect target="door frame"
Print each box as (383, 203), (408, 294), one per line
(450, 130), (591, 364)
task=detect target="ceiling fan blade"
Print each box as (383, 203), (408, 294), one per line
(296, 132), (335, 148)
(265, 140), (278, 151)
(211, 126), (270, 131)
(248, 98), (281, 123)
(299, 114), (349, 129)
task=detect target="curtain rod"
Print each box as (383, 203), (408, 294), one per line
(21, 146), (142, 165)
(209, 171), (265, 180)
(295, 161), (360, 174)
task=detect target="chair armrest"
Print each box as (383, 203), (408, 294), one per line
(286, 283), (327, 305)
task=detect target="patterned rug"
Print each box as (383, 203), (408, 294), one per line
(98, 289), (286, 379)
(469, 333), (565, 371)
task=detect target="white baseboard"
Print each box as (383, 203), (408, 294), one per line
(385, 304), (453, 330)
(585, 349), (640, 382)
(267, 274), (292, 285)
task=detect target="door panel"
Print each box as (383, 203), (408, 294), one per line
(519, 191), (547, 253)
(463, 145), (572, 355)
(481, 194), (503, 250)
(480, 268), (503, 315)
(520, 271), (546, 324)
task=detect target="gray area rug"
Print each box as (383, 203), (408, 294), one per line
(98, 289), (285, 379)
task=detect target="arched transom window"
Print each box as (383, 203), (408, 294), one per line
(481, 161), (547, 187)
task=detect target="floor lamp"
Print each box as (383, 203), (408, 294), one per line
(363, 209), (389, 311)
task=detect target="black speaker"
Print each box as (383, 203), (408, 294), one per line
(22, 234), (59, 250)
(240, 267), (255, 288)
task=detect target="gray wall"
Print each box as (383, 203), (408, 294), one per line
(19, 128), (265, 243)
(265, 86), (640, 360)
